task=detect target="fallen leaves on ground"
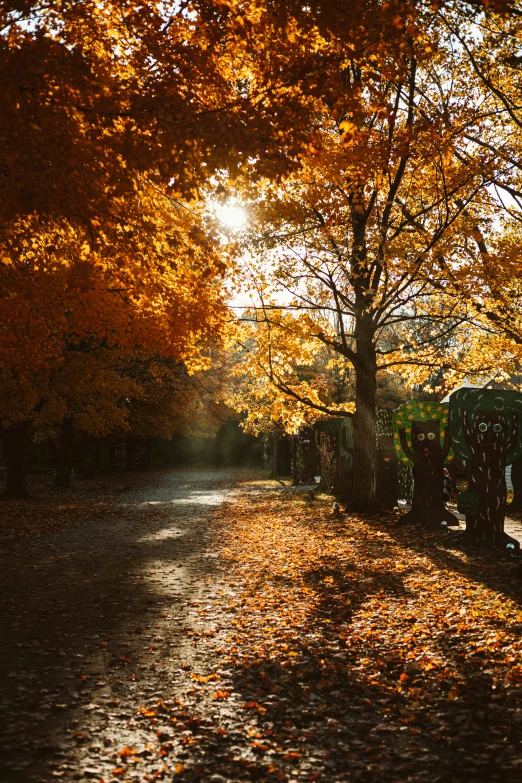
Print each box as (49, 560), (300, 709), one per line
(0, 471), (162, 550)
(180, 482), (522, 782)
(2, 471), (522, 783)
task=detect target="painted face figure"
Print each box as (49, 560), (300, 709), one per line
(411, 419), (441, 460)
(473, 411), (507, 448)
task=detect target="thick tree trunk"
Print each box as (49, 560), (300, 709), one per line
(351, 337), (378, 512)
(0, 421), (30, 499)
(507, 457), (522, 514)
(55, 418), (74, 488)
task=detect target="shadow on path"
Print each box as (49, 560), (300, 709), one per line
(0, 468), (247, 782)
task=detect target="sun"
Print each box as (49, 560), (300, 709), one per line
(217, 201), (247, 230)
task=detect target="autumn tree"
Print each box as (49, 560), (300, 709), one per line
(235, 31), (522, 510)
(4, 0), (522, 514)
(0, 185), (230, 497)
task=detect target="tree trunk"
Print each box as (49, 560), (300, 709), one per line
(99, 437), (111, 472)
(126, 437), (137, 469)
(143, 438), (151, 469)
(507, 457), (522, 514)
(351, 335), (378, 512)
(82, 434), (97, 479)
(270, 432), (279, 478)
(55, 418), (74, 488)
(0, 421), (30, 499)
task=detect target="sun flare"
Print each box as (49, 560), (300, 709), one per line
(218, 202), (247, 230)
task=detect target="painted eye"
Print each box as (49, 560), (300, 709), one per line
(479, 423), (488, 432)
(493, 423), (502, 433)
(417, 433), (425, 441)
(427, 432), (436, 440)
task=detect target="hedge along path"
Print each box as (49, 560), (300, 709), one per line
(182, 480), (522, 783)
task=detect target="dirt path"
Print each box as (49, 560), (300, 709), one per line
(0, 468), (250, 783)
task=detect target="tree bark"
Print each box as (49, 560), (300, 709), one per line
(54, 417), (74, 488)
(0, 421), (30, 499)
(351, 332), (378, 511)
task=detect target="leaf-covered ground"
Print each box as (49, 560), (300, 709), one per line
(0, 472), (155, 551)
(182, 481), (522, 783)
(1, 470), (521, 782)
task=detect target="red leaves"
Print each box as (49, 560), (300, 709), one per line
(242, 701), (267, 713)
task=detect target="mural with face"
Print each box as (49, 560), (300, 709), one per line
(393, 401), (457, 526)
(449, 388), (522, 548)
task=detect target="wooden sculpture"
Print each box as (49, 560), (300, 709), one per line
(449, 388), (522, 548)
(393, 401), (458, 526)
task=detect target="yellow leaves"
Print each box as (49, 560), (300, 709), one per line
(138, 707), (157, 717)
(190, 672), (221, 683)
(242, 701), (266, 713)
(118, 746), (139, 757)
(212, 689), (230, 700)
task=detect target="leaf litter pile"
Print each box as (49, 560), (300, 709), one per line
(1, 471), (522, 783)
